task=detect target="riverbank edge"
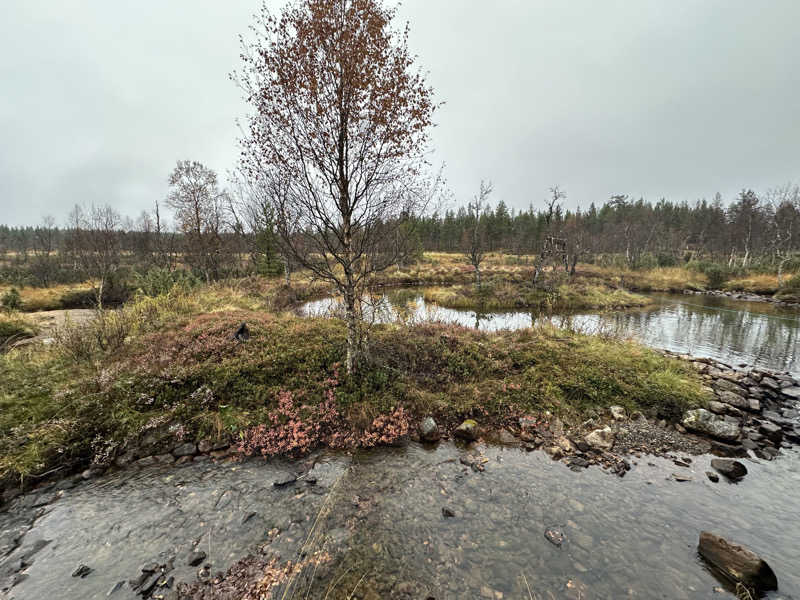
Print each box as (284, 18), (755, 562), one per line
(684, 289), (800, 308)
(3, 351), (797, 511)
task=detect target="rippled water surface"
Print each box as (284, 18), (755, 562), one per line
(2, 445), (799, 599)
(301, 290), (800, 376)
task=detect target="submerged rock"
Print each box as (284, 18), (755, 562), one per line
(71, 564), (92, 578)
(681, 409), (740, 442)
(710, 458), (747, 480)
(453, 420), (479, 441)
(544, 527), (565, 547)
(585, 426), (615, 451)
(419, 417), (440, 442)
(698, 531), (778, 591)
(273, 473), (297, 487)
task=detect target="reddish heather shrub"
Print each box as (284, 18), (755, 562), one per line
(236, 364), (410, 456)
(359, 406), (410, 447)
(237, 390), (342, 457)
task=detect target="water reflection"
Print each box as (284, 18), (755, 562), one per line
(300, 291), (800, 376)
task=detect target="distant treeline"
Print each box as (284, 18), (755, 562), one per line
(415, 186), (800, 269)
(1, 184), (799, 292)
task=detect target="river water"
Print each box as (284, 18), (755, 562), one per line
(2, 292), (799, 599)
(301, 290), (800, 377)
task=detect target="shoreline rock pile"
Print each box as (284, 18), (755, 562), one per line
(684, 288), (800, 308)
(674, 353), (800, 460)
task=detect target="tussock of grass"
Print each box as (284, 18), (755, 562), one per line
(0, 313), (37, 347)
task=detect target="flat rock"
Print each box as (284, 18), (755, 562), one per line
(682, 409), (740, 442)
(187, 551), (207, 567)
(710, 440), (748, 458)
(781, 386), (800, 400)
(707, 401), (727, 415)
(698, 531), (777, 591)
(714, 379), (747, 396)
(716, 391), (758, 411)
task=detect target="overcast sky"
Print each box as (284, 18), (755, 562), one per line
(1, 0), (799, 226)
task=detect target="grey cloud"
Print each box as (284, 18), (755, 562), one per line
(1, 0), (798, 226)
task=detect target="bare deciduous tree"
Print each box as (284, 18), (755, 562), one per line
(66, 204), (122, 309)
(234, 0), (439, 373)
(462, 181), (492, 289)
(166, 160), (229, 282)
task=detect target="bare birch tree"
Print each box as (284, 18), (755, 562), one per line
(234, 0), (439, 373)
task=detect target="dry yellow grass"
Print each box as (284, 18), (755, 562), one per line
(724, 274), (779, 295)
(0, 283), (95, 312)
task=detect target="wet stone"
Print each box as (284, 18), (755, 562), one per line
(187, 551), (206, 567)
(106, 580), (126, 596)
(72, 564), (92, 578)
(273, 472), (297, 487)
(710, 458), (748, 480)
(171, 442), (196, 457)
(544, 527), (565, 547)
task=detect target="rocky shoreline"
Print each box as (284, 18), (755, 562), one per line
(684, 288), (800, 308)
(414, 353), (800, 480)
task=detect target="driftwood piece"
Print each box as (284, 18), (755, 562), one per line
(698, 531), (778, 591)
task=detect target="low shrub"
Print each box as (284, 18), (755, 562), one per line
(1, 288), (22, 312)
(132, 267), (200, 298)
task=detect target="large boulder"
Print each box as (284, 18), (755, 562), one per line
(682, 409), (740, 442)
(453, 420), (479, 441)
(698, 531), (778, 591)
(585, 426), (615, 451)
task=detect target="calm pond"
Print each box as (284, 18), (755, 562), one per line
(301, 290), (800, 377)
(2, 291), (799, 599)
